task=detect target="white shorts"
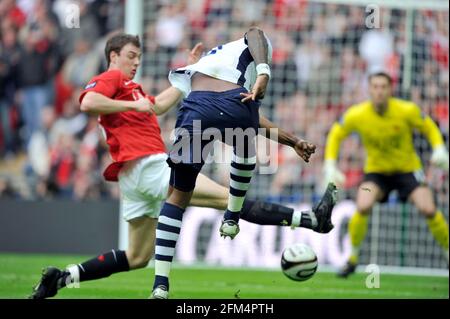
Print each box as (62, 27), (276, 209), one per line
(118, 153), (171, 221)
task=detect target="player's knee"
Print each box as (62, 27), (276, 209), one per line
(135, 256), (151, 269)
(356, 202), (373, 215)
(358, 207), (372, 216)
(356, 196), (376, 215)
(126, 250), (152, 269)
(167, 189), (193, 209)
(417, 203), (436, 218)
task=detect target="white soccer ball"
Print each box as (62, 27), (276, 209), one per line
(281, 243), (318, 281)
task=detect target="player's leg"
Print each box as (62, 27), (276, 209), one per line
(350, 182), (381, 261)
(63, 215), (156, 282)
(28, 199), (160, 300)
(338, 179), (383, 278)
(126, 216), (157, 268)
(29, 246), (131, 299)
(29, 215), (158, 299)
(219, 136), (257, 239)
(151, 164), (198, 299)
(151, 91), (214, 298)
(29, 157), (166, 299)
(62, 157), (170, 291)
(192, 174), (298, 226)
(409, 186), (449, 264)
(192, 173), (335, 231)
(62, 214), (157, 285)
(190, 173), (228, 209)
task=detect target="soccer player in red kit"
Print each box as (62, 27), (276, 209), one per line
(29, 33), (335, 299)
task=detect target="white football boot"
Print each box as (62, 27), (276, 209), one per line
(150, 285), (169, 299)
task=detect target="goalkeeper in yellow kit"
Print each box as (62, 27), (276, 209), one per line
(324, 72), (449, 277)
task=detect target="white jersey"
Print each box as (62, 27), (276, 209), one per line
(169, 34), (272, 97)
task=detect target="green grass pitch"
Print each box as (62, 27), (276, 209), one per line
(0, 253), (447, 299)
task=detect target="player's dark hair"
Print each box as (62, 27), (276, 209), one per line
(105, 33), (141, 66)
(368, 72), (392, 84)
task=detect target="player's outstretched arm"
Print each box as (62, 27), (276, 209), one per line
(80, 91), (153, 115)
(241, 27), (270, 102)
(424, 119), (449, 170)
(154, 43), (204, 115)
(259, 115), (316, 163)
(410, 104), (449, 170)
(153, 87), (183, 115)
(246, 27), (269, 66)
(323, 122), (348, 188)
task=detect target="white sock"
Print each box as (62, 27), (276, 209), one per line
(155, 260), (172, 278)
(291, 211), (302, 228)
(291, 211), (317, 229)
(64, 264), (80, 287)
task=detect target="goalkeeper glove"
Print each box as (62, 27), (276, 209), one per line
(431, 145), (449, 171)
(323, 160), (346, 189)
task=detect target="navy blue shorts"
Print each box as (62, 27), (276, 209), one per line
(167, 87), (260, 191)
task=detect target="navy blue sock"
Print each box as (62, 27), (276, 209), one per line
(240, 199), (294, 226)
(224, 209), (240, 222)
(154, 275), (169, 290)
(240, 199), (315, 229)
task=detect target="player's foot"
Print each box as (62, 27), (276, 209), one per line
(312, 182), (337, 233)
(150, 285), (169, 299)
(29, 266), (65, 299)
(337, 261), (357, 278)
(219, 220), (240, 239)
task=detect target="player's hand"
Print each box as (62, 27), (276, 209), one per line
(187, 42), (204, 65)
(294, 139), (316, 163)
(431, 145), (449, 171)
(240, 74), (269, 103)
(133, 97), (154, 114)
(323, 159), (346, 188)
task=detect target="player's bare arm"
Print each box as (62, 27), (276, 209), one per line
(153, 43), (204, 115)
(153, 87), (183, 115)
(80, 91), (153, 115)
(259, 115), (316, 163)
(241, 27), (270, 102)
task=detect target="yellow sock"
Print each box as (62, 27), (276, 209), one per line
(427, 210), (449, 252)
(348, 211), (369, 264)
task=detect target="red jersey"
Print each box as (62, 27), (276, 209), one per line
(79, 69), (167, 181)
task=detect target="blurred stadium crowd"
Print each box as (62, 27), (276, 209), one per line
(0, 0), (448, 202)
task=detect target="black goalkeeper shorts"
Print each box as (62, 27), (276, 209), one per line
(362, 171), (427, 203)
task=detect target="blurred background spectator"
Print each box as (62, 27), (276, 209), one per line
(0, 0), (447, 204)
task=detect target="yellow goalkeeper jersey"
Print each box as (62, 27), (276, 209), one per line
(325, 97), (445, 174)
